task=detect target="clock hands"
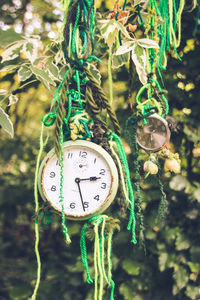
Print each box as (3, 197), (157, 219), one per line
(79, 176), (101, 181)
(74, 177), (101, 211)
(75, 177), (85, 212)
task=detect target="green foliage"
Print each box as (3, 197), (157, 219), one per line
(0, 1), (200, 300)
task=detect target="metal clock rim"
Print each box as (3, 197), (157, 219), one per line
(136, 113), (171, 152)
(38, 140), (119, 221)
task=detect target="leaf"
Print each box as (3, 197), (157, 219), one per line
(119, 283), (136, 300)
(134, 0), (147, 5)
(0, 28), (24, 48)
(1, 41), (24, 63)
(30, 65), (56, 89)
(8, 94), (19, 106)
(0, 107), (14, 137)
(175, 233), (190, 250)
(116, 41), (135, 55)
(87, 63), (101, 84)
(158, 252), (168, 272)
(0, 89), (7, 95)
(122, 259), (140, 275)
(0, 64), (20, 71)
(115, 21), (132, 40)
(137, 38), (159, 49)
(112, 52), (129, 69)
(23, 41), (38, 63)
(169, 175), (189, 191)
(131, 44), (147, 84)
(187, 262), (200, 273)
(9, 284), (31, 300)
(173, 265), (189, 290)
(99, 19), (130, 49)
(186, 286), (200, 300)
(18, 65), (32, 82)
(45, 58), (60, 81)
(193, 188), (200, 202)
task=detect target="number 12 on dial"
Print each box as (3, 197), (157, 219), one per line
(38, 140), (119, 220)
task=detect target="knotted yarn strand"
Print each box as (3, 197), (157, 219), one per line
(109, 141), (130, 206)
(80, 223), (94, 284)
(31, 122), (48, 300)
(59, 128), (71, 244)
(110, 133), (137, 245)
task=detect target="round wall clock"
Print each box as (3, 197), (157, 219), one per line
(38, 140), (119, 220)
(136, 113), (170, 152)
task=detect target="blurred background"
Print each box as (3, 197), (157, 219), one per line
(0, 0), (200, 299)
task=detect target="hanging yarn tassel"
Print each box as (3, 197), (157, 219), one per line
(109, 133), (137, 245)
(31, 123), (48, 300)
(156, 160), (168, 222)
(125, 116), (146, 249)
(80, 215), (120, 300)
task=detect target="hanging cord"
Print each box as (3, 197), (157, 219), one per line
(59, 127), (71, 243)
(62, 0), (95, 64)
(108, 48), (113, 106)
(80, 215), (118, 300)
(193, 0), (200, 36)
(135, 81), (167, 119)
(84, 67), (121, 135)
(109, 141), (130, 206)
(156, 160), (168, 222)
(110, 133), (137, 244)
(125, 116), (146, 249)
(31, 123), (48, 300)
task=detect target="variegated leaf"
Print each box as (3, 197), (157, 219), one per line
(0, 107), (14, 137)
(18, 65), (32, 82)
(8, 94), (19, 106)
(131, 44), (147, 84)
(137, 38), (159, 49)
(23, 41), (38, 63)
(1, 41), (24, 63)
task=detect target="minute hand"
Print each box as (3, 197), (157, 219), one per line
(79, 176), (101, 181)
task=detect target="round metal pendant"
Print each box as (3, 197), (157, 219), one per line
(136, 113), (170, 152)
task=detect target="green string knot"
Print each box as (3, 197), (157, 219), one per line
(42, 112), (57, 126)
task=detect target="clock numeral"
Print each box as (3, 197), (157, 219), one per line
(70, 203), (76, 209)
(83, 202), (89, 209)
(101, 183), (106, 189)
(67, 152), (73, 159)
(99, 169), (105, 175)
(56, 160), (61, 166)
(79, 151), (87, 158)
(94, 158), (97, 164)
(94, 195), (100, 201)
(50, 171), (56, 178)
(51, 185), (56, 192)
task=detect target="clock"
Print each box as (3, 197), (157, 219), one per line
(136, 113), (170, 151)
(38, 140), (119, 220)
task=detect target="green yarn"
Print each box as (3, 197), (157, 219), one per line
(109, 141), (130, 207)
(31, 123), (48, 300)
(80, 223), (94, 284)
(110, 133), (137, 245)
(59, 128), (71, 243)
(108, 48), (113, 106)
(125, 116), (146, 250)
(156, 161), (168, 222)
(80, 215), (117, 300)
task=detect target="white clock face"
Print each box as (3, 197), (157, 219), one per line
(39, 140), (119, 220)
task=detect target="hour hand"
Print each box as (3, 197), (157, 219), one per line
(79, 176), (101, 181)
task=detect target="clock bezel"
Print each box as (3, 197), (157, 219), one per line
(38, 140), (119, 220)
(136, 113), (171, 152)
